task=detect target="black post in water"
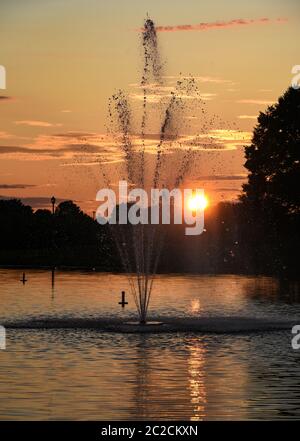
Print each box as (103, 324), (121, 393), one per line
(118, 291), (128, 307)
(20, 272), (27, 284)
(51, 268), (55, 289)
(51, 267), (55, 300)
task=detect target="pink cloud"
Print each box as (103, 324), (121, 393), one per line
(237, 99), (274, 105)
(238, 115), (257, 120)
(0, 131), (12, 139)
(15, 120), (62, 127)
(151, 17), (287, 32)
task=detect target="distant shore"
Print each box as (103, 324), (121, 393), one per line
(1, 265), (300, 281)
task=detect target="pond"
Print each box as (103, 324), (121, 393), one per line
(0, 270), (299, 420)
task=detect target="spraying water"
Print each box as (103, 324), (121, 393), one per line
(101, 18), (202, 324)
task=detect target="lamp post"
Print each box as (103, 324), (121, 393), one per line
(51, 196), (56, 215)
(50, 196), (56, 297)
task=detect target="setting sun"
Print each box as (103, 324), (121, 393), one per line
(188, 194), (209, 211)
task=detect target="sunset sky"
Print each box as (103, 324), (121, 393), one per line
(0, 0), (299, 214)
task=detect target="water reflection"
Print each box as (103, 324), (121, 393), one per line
(1, 271), (300, 419)
(124, 335), (208, 420)
(51, 268), (55, 301)
(190, 299), (201, 314)
(0, 330), (300, 420)
(242, 276), (300, 305)
(188, 338), (206, 420)
(129, 335), (192, 420)
(1, 270), (300, 322)
(131, 336), (152, 420)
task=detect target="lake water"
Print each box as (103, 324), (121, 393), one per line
(0, 269), (300, 420)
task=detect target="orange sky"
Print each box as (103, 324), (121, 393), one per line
(0, 0), (299, 214)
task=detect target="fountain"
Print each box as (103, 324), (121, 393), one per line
(101, 17), (200, 325)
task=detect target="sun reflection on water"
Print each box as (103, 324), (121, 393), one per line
(188, 340), (207, 420)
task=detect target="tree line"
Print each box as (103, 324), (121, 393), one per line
(0, 87), (299, 276)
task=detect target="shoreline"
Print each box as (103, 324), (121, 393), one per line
(1, 265), (300, 280)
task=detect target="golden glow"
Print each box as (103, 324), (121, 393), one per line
(188, 194), (209, 211)
(0, 2), (296, 212)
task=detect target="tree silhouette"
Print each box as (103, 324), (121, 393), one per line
(241, 87), (300, 274)
(0, 199), (118, 268)
(242, 87), (300, 213)
(0, 199), (33, 249)
(1, 88), (300, 281)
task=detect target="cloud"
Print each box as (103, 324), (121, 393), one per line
(0, 128), (250, 162)
(129, 81), (216, 103)
(181, 130), (252, 151)
(2, 131), (114, 161)
(129, 83), (175, 92)
(208, 129), (252, 141)
(15, 120), (62, 128)
(237, 99), (274, 105)
(0, 131), (12, 139)
(60, 162), (103, 167)
(130, 92), (216, 103)
(163, 75), (234, 84)
(151, 17), (287, 32)
(0, 146), (37, 154)
(216, 187), (242, 192)
(0, 130), (122, 162)
(0, 143), (116, 157)
(53, 131), (96, 138)
(132, 133), (179, 141)
(0, 145), (63, 155)
(0, 183), (36, 189)
(196, 174), (247, 181)
(238, 115), (257, 120)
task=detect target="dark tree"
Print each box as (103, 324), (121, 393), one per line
(242, 87), (300, 214)
(0, 199), (34, 249)
(241, 87), (300, 275)
(0, 198), (118, 269)
(52, 200), (117, 267)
